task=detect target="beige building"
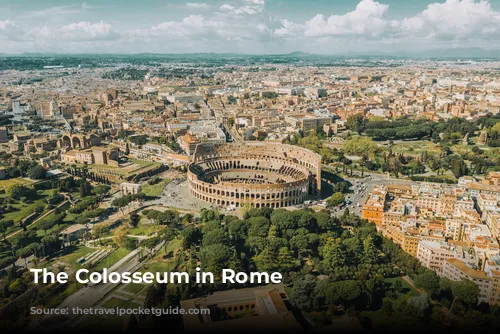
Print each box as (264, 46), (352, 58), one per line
(180, 285), (301, 332)
(443, 258), (491, 304)
(416, 240), (461, 276)
(177, 132), (201, 155)
(61, 147), (119, 166)
(384, 224), (420, 256)
(120, 183), (142, 196)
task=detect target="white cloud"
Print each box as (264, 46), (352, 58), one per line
(220, 0), (265, 15)
(144, 15), (224, 40)
(28, 21), (120, 42)
(0, 20), (27, 41)
(2, 0), (500, 53)
(245, 0), (265, 4)
(186, 2), (211, 9)
(274, 19), (303, 37)
(275, 0), (389, 38)
(0, 20), (14, 30)
(393, 0), (500, 40)
(274, 0), (500, 46)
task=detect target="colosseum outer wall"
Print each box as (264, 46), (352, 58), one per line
(187, 142), (321, 209)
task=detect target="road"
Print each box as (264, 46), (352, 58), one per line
(30, 249), (146, 330)
(331, 172), (413, 218)
(144, 177), (208, 213)
(3, 200), (70, 240)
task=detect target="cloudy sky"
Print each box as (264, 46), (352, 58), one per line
(1, 0), (500, 54)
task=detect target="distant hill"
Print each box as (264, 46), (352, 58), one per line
(287, 51), (312, 57)
(0, 48), (499, 59)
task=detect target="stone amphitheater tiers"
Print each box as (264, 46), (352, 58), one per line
(188, 142), (322, 208)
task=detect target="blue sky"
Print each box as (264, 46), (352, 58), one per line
(1, 0), (500, 54)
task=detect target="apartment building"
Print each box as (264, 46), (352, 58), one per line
(443, 258), (491, 303)
(416, 240), (465, 276)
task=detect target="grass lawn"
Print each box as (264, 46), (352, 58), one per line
(141, 178), (171, 197)
(50, 245), (93, 271)
(63, 211), (76, 223)
(123, 282), (146, 294)
(140, 260), (175, 274)
(132, 159), (157, 167)
(101, 297), (130, 309)
(152, 238), (182, 261)
(383, 277), (419, 296)
(390, 141), (441, 155)
(2, 196), (47, 224)
(128, 224), (163, 236)
(44, 282), (81, 308)
(0, 178), (32, 192)
(92, 247), (131, 272)
(137, 287), (149, 298)
(450, 144), (474, 155)
(165, 238), (182, 253)
(129, 160), (161, 176)
(102, 297), (140, 308)
(361, 277), (424, 329)
(481, 146), (500, 158)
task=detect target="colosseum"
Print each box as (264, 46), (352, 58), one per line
(187, 142), (321, 208)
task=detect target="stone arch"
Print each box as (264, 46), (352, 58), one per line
(72, 136), (82, 148)
(62, 135), (71, 147)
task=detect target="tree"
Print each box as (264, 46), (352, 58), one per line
(113, 225), (129, 247)
(0, 219), (14, 240)
(415, 272), (441, 298)
(393, 278), (403, 293)
(228, 219), (248, 242)
(449, 278), (480, 308)
(289, 274), (317, 311)
(343, 136), (378, 156)
(407, 293), (430, 318)
(181, 227), (202, 249)
(333, 182), (349, 194)
(7, 184), (33, 200)
(321, 238), (348, 270)
(362, 236), (380, 265)
(40, 234), (61, 256)
(129, 213), (140, 228)
(364, 275), (385, 305)
(199, 243), (231, 274)
(28, 165), (47, 180)
(347, 114), (365, 134)
(315, 211), (335, 230)
(277, 246), (300, 272)
(247, 217), (270, 238)
(315, 280), (362, 306)
(326, 192), (345, 208)
(202, 229), (228, 246)
(93, 184), (110, 198)
(92, 223), (106, 244)
(79, 180), (92, 197)
(382, 299), (394, 316)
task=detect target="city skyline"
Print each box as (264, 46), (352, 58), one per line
(1, 0), (500, 55)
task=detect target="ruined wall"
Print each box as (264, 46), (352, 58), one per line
(188, 142), (321, 208)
